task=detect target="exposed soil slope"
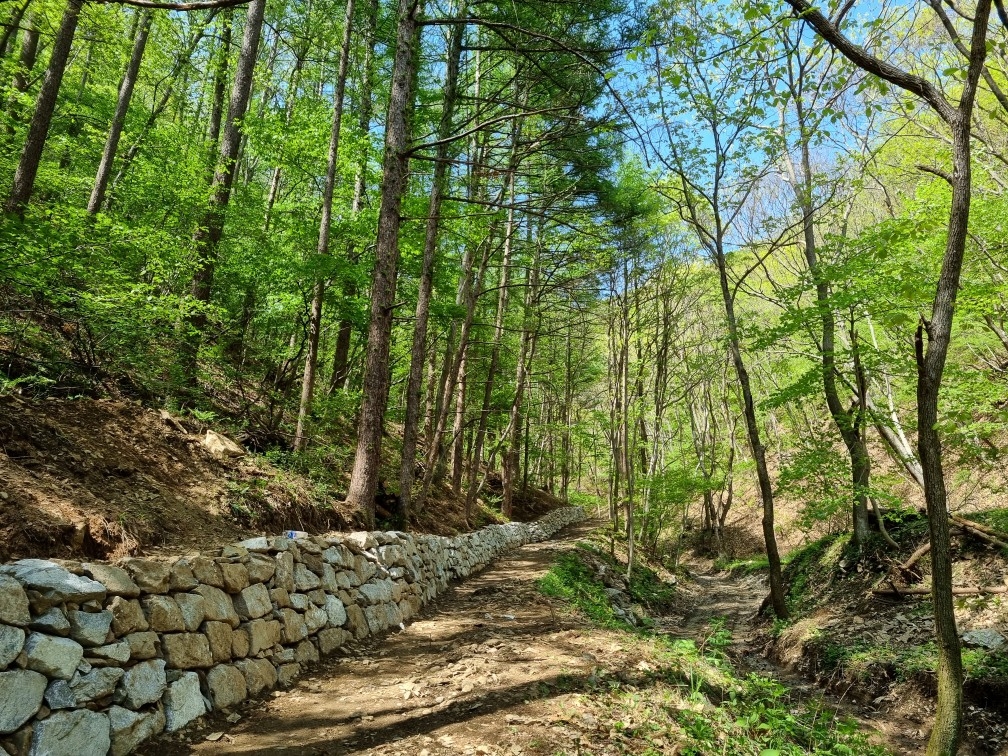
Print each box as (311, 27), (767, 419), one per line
(0, 395), (562, 562)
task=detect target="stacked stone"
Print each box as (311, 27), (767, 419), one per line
(0, 505), (584, 756)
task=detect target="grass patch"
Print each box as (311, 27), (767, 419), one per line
(715, 554), (771, 575)
(538, 540), (889, 755)
(969, 507), (1008, 539)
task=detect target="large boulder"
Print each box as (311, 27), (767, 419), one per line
(121, 560), (171, 595)
(30, 607), (70, 636)
(114, 659), (166, 709)
(0, 624), (25, 667)
(204, 664), (246, 709)
(233, 583), (271, 620)
(81, 564), (140, 598)
(0, 669), (47, 733)
(161, 633), (212, 669)
(0, 575), (30, 626)
(108, 705), (166, 756)
(201, 429), (245, 458)
(0, 560), (105, 610)
(173, 593), (206, 632)
(24, 632), (84, 680)
(234, 658), (276, 696)
(67, 609), (113, 647)
(140, 596), (185, 633)
(108, 597), (148, 636)
(194, 585), (239, 628)
(202, 621), (233, 663)
(163, 672), (206, 732)
(29, 709), (110, 756)
(44, 666), (124, 709)
(324, 595), (347, 627)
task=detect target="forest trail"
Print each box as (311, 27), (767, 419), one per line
(145, 523), (896, 755)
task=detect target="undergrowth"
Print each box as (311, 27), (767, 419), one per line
(538, 536), (889, 755)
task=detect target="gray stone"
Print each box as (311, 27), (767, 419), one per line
(306, 589), (327, 607)
(321, 545), (353, 568)
(289, 593), (310, 611)
(124, 632), (159, 660)
(162, 633), (212, 669)
(346, 532), (378, 550)
(219, 563), (249, 594)
(30, 607), (70, 636)
(164, 672), (206, 732)
(29, 709), (109, 756)
(273, 647), (295, 664)
(108, 596), (148, 636)
(293, 563), (321, 592)
(241, 619), (281, 656)
(269, 587), (291, 608)
(234, 657), (277, 696)
(202, 620), (233, 663)
(121, 559), (171, 595)
(114, 659), (166, 708)
(175, 596), (208, 637)
(44, 666), (123, 709)
(108, 705), (165, 756)
(358, 579), (393, 605)
(0, 670), (47, 733)
(67, 610), (113, 647)
(273, 552), (295, 593)
(344, 604), (369, 639)
(304, 606), (328, 634)
(81, 564), (140, 598)
(233, 583), (271, 620)
(316, 627), (349, 656)
(962, 628), (1006, 650)
(168, 559), (199, 592)
(334, 571), (353, 590)
(247, 554), (275, 584)
(0, 624), (25, 667)
(231, 627), (250, 659)
(25, 633), (83, 680)
(276, 662), (300, 688)
(294, 640), (319, 664)
(193, 585), (239, 628)
(276, 609), (307, 644)
(87, 639), (131, 665)
(0, 561), (105, 611)
(0, 575), (31, 627)
(378, 545), (409, 567)
(204, 664), (246, 709)
(324, 595), (347, 627)
(139, 595), (185, 633)
(236, 537), (271, 553)
(188, 556), (223, 588)
(221, 544), (249, 561)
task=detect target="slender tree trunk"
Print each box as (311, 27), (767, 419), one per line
(450, 355), (467, 495)
(181, 0), (265, 386)
(6, 7), (38, 133)
(87, 10), (152, 214)
(329, 0), (379, 393)
(5, 0), (82, 216)
(0, 0), (30, 64)
(344, 0), (423, 527)
(713, 242), (788, 619)
(503, 256), (539, 517)
(398, 14), (465, 514)
(292, 0), (357, 452)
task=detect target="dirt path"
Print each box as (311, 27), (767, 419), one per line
(146, 526), (920, 755)
(148, 521), (645, 756)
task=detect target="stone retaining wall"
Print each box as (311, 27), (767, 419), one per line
(0, 506), (585, 755)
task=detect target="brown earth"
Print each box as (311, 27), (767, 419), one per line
(0, 395), (562, 563)
(144, 521), (910, 756)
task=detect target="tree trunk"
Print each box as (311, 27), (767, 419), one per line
(329, 0), (379, 393)
(503, 257), (539, 517)
(87, 10), (152, 214)
(292, 0), (357, 453)
(0, 0), (30, 64)
(344, 0), (423, 527)
(181, 0), (265, 386)
(398, 14), (465, 515)
(5, 0), (82, 216)
(6, 6), (38, 133)
(713, 243), (788, 619)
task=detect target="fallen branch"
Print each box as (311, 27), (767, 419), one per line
(951, 514), (1008, 547)
(873, 585), (1008, 598)
(899, 541), (931, 572)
